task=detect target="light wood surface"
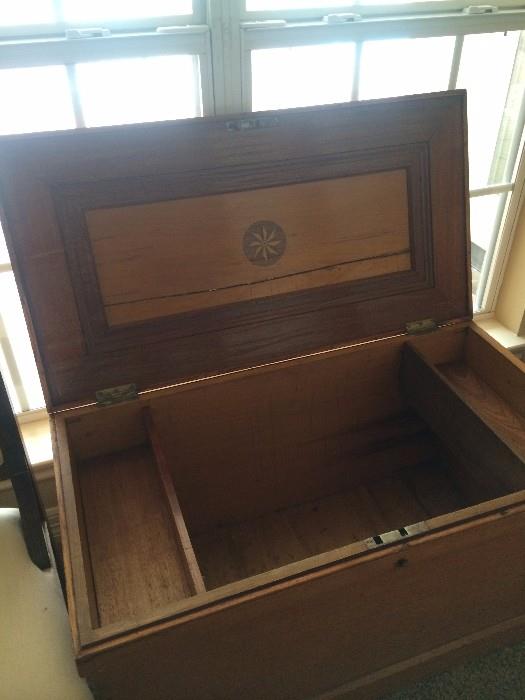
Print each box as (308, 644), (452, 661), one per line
(78, 446), (197, 627)
(465, 324), (525, 417)
(88, 169), (410, 324)
(440, 362), (525, 461)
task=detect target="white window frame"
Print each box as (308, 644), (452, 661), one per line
(242, 0), (525, 20)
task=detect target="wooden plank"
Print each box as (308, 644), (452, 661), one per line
(52, 415), (96, 649)
(78, 446), (197, 628)
(440, 362), (525, 461)
(89, 170), (410, 324)
(77, 503), (525, 700)
(401, 343), (525, 499)
(465, 323), (525, 418)
(142, 407), (205, 595)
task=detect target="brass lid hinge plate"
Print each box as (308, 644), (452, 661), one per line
(95, 383), (138, 407)
(405, 318), (438, 335)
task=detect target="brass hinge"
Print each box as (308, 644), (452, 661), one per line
(95, 383), (138, 407)
(405, 318), (438, 335)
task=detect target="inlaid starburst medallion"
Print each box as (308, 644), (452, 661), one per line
(243, 220), (286, 266)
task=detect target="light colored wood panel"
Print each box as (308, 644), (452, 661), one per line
(87, 170), (410, 322)
(105, 252), (411, 326)
(78, 446), (196, 628)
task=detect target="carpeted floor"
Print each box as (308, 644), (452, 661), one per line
(382, 640), (525, 699)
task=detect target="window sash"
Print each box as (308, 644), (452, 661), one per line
(0, 0), (207, 40)
(242, 0), (525, 20)
(0, 30), (215, 118)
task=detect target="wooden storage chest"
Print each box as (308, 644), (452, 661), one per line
(1, 91), (525, 699)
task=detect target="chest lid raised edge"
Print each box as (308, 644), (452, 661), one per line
(0, 90), (471, 410)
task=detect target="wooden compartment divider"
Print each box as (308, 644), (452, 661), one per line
(401, 343), (525, 501)
(142, 407), (206, 595)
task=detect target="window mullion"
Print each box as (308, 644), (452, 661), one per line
(0, 311), (30, 412)
(52, 0), (65, 23)
(351, 41), (361, 100)
(209, 0), (244, 114)
(66, 64), (86, 128)
(477, 37), (525, 307)
(490, 33), (525, 184)
(448, 34), (463, 89)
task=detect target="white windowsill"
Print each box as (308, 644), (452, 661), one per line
(475, 314), (525, 353)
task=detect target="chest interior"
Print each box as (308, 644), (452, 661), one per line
(59, 322), (525, 631)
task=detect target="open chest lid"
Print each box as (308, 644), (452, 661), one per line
(0, 91), (471, 411)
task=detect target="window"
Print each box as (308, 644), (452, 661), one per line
(1, 0), (525, 414)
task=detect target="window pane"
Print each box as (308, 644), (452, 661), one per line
(359, 37), (454, 100)
(0, 273), (45, 412)
(0, 1), (55, 26)
(457, 32), (521, 189)
(252, 43), (355, 111)
(469, 193), (506, 296)
(62, 0), (192, 22)
(0, 66), (75, 135)
(75, 55), (202, 127)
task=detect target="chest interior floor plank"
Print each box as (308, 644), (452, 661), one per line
(192, 460), (469, 591)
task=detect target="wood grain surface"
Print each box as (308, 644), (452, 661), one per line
(78, 446), (197, 627)
(0, 92), (470, 408)
(87, 169), (410, 324)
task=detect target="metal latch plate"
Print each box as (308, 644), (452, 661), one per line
(365, 521), (428, 549)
